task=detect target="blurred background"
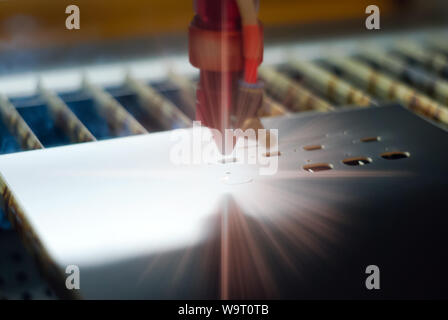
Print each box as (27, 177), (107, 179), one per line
(0, 0), (447, 75)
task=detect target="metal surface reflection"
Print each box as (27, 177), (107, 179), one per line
(0, 105), (447, 299)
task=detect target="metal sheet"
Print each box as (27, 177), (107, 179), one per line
(0, 105), (447, 299)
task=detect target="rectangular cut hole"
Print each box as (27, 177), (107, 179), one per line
(361, 136), (381, 143)
(303, 145), (323, 151)
(303, 163), (333, 173)
(263, 151), (281, 157)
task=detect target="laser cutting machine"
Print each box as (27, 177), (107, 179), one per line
(0, 0), (448, 300)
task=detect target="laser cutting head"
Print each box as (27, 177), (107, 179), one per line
(189, 0), (264, 148)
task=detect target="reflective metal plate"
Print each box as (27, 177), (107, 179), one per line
(0, 105), (447, 299)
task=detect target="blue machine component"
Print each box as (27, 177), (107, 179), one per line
(0, 208), (11, 229)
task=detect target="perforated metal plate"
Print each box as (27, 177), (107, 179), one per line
(0, 105), (447, 299)
(0, 230), (55, 300)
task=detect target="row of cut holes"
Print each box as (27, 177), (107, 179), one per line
(221, 135), (380, 161)
(260, 137), (381, 158)
(302, 136), (381, 152)
(223, 136), (381, 160)
(303, 151), (410, 173)
(222, 137), (400, 168)
(264, 136), (381, 156)
(219, 151), (281, 163)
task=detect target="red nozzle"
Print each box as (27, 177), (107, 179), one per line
(242, 24), (263, 83)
